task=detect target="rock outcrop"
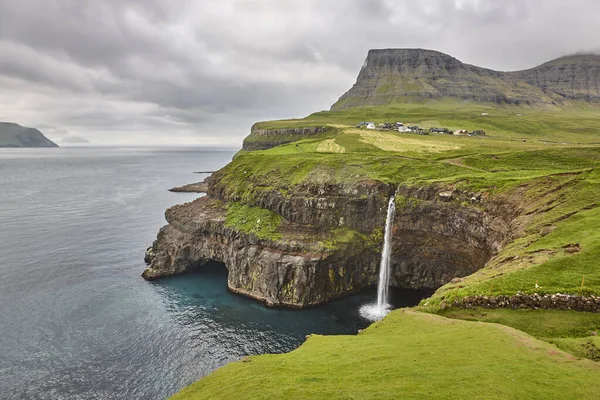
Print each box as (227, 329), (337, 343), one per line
(242, 125), (335, 151)
(143, 178), (516, 307)
(169, 180), (209, 193)
(142, 196), (381, 307)
(331, 49), (600, 110)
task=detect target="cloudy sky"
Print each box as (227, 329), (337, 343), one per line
(0, 0), (598, 146)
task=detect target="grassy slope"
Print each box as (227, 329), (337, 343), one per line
(225, 202), (283, 241)
(174, 101), (600, 399)
(440, 309), (600, 361)
(173, 310), (600, 400)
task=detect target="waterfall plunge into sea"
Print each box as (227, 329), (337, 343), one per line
(359, 195), (396, 321)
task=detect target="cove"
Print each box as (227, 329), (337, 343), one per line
(153, 262), (432, 355)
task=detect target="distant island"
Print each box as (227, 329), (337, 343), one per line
(0, 122), (58, 148)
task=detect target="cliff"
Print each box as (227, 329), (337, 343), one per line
(510, 54), (600, 102)
(242, 124), (336, 151)
(143, 173), (515, 307)
(0, 122), (58, 148)
(331, 49), (600, 110)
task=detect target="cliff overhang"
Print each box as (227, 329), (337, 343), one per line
(143, 177), (517, 308)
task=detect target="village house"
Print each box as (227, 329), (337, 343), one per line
(454, 129), (469, 135)
(397, 123), (408, 132)
(356, 122), (376, 129)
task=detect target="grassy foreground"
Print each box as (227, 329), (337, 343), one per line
(173, 310), (600, 400)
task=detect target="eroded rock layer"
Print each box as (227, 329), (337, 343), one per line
(242, 125), (335, 151)
(143, 180), (516, 307)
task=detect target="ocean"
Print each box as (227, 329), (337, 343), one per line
(0, 147), (426, 399)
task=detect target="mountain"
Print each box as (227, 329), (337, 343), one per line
(0, 122), (59, 148)
(510, 54), (600, 102)
(331, 49), (600, 110)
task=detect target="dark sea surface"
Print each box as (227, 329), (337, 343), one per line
(0, 147), (427, 399)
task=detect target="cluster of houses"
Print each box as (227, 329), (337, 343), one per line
(356, 121), (429, 135)
(356, 121), (485, 137)
(432, 128), (486, 136)
(356, 121), (377, 130)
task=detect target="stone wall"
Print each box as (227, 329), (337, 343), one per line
(448, 292), (600, 312)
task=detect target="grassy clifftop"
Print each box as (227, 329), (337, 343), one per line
(254, 99), (600, 143)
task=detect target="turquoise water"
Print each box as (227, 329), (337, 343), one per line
(0, 147), (428, 399)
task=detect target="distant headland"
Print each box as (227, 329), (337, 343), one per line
(0, 122), (58, 148)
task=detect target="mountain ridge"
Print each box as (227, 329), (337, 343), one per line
(332, 49), (600, 110)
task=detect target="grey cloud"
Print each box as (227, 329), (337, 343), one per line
(0, 0), (599, 146)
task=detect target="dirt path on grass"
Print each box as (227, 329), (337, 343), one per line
(442, 157), (489, 172)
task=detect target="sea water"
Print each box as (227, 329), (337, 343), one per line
(0, 147), (428, 399)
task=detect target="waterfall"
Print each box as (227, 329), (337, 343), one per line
(376, 195), (396, 310)
(359, 194), (396, 321)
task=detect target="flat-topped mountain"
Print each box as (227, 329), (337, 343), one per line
(0, 122), (58, 148)
(332, 49), (600, 110)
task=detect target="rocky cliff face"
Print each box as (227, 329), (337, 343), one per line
(143, 177), (516, 307)
(510, 55), (600, 102)
(331, 49), (600, 110)
(242, 125), (334, 151)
